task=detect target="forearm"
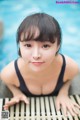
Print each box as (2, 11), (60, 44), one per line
(58, 80), (71, 95)
(7, 84), (23, 97)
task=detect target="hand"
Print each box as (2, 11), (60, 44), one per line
(3, 94), (29, 110)
(55, 94), (80, 116)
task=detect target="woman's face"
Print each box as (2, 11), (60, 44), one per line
(19, 39), (59, 72)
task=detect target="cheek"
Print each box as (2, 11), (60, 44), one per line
(44, 51), (56, 62)
(20, 48), (31, 60)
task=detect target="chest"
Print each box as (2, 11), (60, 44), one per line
(26, 77), (58, 95)
(19, 70), (62, 95)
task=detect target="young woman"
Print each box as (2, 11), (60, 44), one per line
(1, 13), (80, 116)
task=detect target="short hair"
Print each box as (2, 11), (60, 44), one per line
(17, 13), (62, 56)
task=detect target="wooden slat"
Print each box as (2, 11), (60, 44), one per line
(40, 97), (46, 120)
(31, 97), (35, 120)
(49, 96), (56, 120)
(15, 103), (20, 120)
(26, 98), (30, 120)
(76, 95), (80, 104)
(21, 102), (25, 119)
(36, 97), (40, 120)
(9, 104), (15, 120)
(45, 97), (50, 119)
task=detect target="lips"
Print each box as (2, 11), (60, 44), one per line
(31, 62), (45, 66)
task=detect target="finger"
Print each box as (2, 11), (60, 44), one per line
(62, 104), (67, 116)
(72, 106), (80, 115)
(4, 98), (19, 108)
(74, 102), (80, 109)
(68, 106), (76, 116)
(21, 96), (29, 104)
(3, 105), (9, 110)
(55, 101), (60, 111)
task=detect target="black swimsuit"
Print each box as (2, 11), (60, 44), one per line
(14, 54), (66, 97)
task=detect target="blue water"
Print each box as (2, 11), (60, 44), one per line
(0, 0), (80, 71)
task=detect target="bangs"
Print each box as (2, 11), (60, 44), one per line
(20, 26), (40, 42)
(20, 25), (56, 43)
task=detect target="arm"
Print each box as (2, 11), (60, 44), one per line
(55, 58), (80, 117)
(2, 84), (29, 110)
(55, 55), (80, 116)
(0, 62), (29, 110)
(7, 84), (23, 96)
(58, 80), (71, 95)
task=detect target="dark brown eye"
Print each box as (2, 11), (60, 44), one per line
(43, 44), (50, 48)
(24, 44), (32, 47)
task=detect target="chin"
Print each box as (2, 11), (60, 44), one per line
(31, 67), (43, 72)
(29, 65), (45, 72)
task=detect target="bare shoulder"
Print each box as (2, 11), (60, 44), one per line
(64, 55), (79, 80)
(0, 60), (17, 85)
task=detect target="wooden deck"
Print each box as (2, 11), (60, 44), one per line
(0, 95), (80, 120)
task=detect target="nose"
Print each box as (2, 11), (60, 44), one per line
(32, 47), (41, 60)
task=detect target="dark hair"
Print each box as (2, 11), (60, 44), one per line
(17, 13), (62, 56)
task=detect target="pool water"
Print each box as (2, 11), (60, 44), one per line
(0, 0), (80, 71)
